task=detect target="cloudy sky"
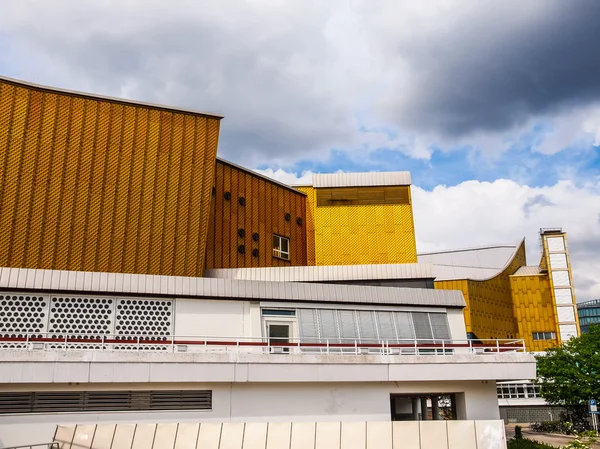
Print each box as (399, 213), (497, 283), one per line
(1, 1), (599, 301)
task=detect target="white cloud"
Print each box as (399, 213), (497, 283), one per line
(258, 169), (600, 302)
(2, 1), (600, 165)
(254, 168), (314, 186)
(414, 180), (600, 302)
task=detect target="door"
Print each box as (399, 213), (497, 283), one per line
(268, 323), (290, 353)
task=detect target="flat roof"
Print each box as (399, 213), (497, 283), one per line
(205, 263), (434, 282)
(0, 267), (465, 308)
(0, 75), (223, 120)
(292, 171), (412, 188)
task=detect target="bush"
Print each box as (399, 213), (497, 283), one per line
(530, 421), (575, 435)
(507, 437), (557, 449)
(515, 425), (523, 439)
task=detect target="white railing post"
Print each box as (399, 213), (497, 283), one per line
(442, 339), (445, 354)
(102, 335), (105, 350)
(326, 340), (329, 355)
(64, 335), (68, 350)
(522, 340), (526, 352)
(26, 333), (30, 350)
(469, 339), (473, 353)
(137, 336), (140, 352)
(414, 339), (417, 354)
(496, 340), (500, 353)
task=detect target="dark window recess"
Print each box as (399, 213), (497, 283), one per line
(284, 213), (291, 221)
(238, 197), (246, 206)
(0, 390), (212, 414)
(211, 186), (216, 196)
(252, 249), (259, 257)
(238, 245), (246, 254)
(224, 192), (231, 201)
(297, 217), (303, 226)
(252, 233), (259, 242)
(262, 309), (296, 316)
(238, 229), (245, 238)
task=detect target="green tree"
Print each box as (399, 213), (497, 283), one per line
(535, 325), (600, 425)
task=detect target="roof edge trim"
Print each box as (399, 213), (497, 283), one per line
(0, 75), (224, 120)
(217, 158), (307, 196)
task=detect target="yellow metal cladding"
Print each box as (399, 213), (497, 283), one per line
(510, 273), (559, 351)
(434, 242), (527, 340)
(297, 186), (317, 266)
(0, 78), (221, 277)
(298, 185), (418, 266)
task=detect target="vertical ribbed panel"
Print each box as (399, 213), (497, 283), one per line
(205, 160), (307, 269)
(0, 78), (220, 277)
(435, 241), (526, 341)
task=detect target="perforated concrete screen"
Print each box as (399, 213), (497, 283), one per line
(0, 292), (173, 347)
(49, 296), (113, 339)
(54, 421), (507, 449)
(0, 293), (48, 348)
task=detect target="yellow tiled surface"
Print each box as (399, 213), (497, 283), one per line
(435, 242), (527, 341)
(510, 273), (558, 351)
(0, 79), (219, 277)
(298, 186), (417, 266)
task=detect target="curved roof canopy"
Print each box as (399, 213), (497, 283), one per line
(417, 241), (524, 281)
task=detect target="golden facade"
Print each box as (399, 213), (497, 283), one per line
(298, 185), (418, 266)
(205, 159), (307, 269)
(0, 77), (221, 277)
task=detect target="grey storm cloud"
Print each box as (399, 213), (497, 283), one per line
(373, 2), (600, 138)
(1, 1), (600, 164)
(522, 194), (555, 218)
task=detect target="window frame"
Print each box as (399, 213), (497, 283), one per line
(272, 234), (291, 261)
(532, 331), (556, 341)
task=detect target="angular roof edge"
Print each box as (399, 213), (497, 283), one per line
(0, 267), (465, 308)
(0, 75), (224, 120)
(217, 158), (307, 195)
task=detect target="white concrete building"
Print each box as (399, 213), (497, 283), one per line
(0, 267), (535, 448)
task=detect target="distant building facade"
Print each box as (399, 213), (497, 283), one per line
(577, 299), (600, 333)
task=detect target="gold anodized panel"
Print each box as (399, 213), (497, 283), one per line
(434, 242), (527, 341)
(0, 78), (220, 276)
(306, 185), (417, 266)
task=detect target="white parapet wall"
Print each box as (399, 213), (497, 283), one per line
(43, 421), (507, 449)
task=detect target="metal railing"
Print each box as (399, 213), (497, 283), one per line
(0, 333), (527, 355)
(0, 443), (59, 449)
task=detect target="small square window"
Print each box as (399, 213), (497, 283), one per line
(273, 235), (290, 260)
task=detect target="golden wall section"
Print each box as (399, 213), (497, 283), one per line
(510, 273), (559, 351)
(296, 186), (316, 266)
(434, 242), (527, 340)
(204, 160), (307, 269)
(298, 185), (418, 266)
(0, 78), (220, 277)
